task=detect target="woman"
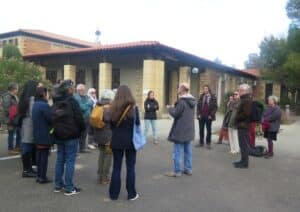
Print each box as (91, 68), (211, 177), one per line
(94, 89), (115, 185)
(144, 90), (159, 144)
(32, 87), (52, 184)
(87, 88), (98, 150)
(227, 92), (240, 154)
(217, 95), (233, 144)
(18, 80), (39, 178)
(262, 95), (281, 159)
(109, 85), (140, 201)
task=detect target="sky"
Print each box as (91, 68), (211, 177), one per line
(0, 0), (291, 69)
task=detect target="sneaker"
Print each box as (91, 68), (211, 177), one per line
(8, 150), (19, 155)
(164, 172), (182, 177)
(54, 187), (65, 193)
(183, 171), (192, 176)
(129, 193), (140, 201)
(87, 144), (96, 150)
(64, 187), (81, 196)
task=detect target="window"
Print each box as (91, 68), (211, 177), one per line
(9, 39), (13, 44)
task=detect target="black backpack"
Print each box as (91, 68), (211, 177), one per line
(249, 145), (268, 157)
(251, 101), (264, 122)
(51, 98), (80, 141)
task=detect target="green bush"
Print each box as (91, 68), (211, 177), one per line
(2, 44), (22, 59)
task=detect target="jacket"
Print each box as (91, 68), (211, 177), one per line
(144, 98), (159, 120)
(168, 94), (196, 143)
(93, 98), (112, 145)
(235, 94), (252, 129)
(73, 93), (93, 120)
(32, 99), (52, 145)
(110, 106), (140, 150)
(228, 100), (240, 129)
(1, 92), (18, 125)
(263, 105), (281, 132)
(52, 94), (86, 140)
(21, 96), (35, 144)
(197, 93), (218, 121)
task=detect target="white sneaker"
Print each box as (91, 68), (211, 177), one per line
(129, 193), (139, 201)
(87, 144), (96, 150)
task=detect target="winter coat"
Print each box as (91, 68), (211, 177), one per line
(1, 92), (18, 125)
(263, 105), (281, 132)
(73, 93), (93, 120)
(196, 93), (218, 121)
(228, 100), (240, 129)
(168, 94), (196, 143)
(144, 98), (159, 120)
(110, 106), (140, 150)
(235, 94), (252, 129)
(32, 99), (52, 145)
(93, 99), (112, 145)
(52, 94), (86, 139)
(21, 96), (35, 144)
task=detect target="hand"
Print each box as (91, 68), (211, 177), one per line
(208, 116), (212, 120)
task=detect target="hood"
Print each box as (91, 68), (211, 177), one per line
(180, 94), (196, 108)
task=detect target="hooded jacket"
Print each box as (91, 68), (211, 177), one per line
(168, 94), (196, 143)
(93, 98), (112, 145)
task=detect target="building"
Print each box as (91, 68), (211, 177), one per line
(1, 29), (273, 116)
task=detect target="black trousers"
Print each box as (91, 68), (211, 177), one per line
(238, 128), (250, 165)
(199, 117), (212, 145)
(109, 149), (137, 200)
(36, 148), (50, 180)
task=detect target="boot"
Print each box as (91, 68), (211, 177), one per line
(22, 153), (36, 178)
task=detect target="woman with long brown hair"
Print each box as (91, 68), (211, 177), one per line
(109, 85), (140, 201)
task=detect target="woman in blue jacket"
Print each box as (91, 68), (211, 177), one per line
(32, 87), (52, 184)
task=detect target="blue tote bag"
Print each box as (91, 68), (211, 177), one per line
(133, 107), (146, 150)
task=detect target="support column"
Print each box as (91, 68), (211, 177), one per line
(179, 66), (191, 85)
(64, 65), (76, 83)
(169, 70), (179, 105)
(38, 66), (46, 80)
(98, 62), (112, 95)
(143, 59), (165, 117)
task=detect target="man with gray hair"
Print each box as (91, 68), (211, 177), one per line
(233, 83), (253, 168)
(74, 84), (94, 153)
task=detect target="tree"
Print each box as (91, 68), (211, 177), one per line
(286, 0), (300, 26)
(0, 58), (43, 95)
(2, 44), (22, 59)
(244, 53), (263, 69)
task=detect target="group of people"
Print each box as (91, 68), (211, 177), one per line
(0, 79), (282, 200)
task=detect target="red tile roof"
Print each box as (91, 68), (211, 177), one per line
(241, 69), (260, 77)
(18, 29), (95, 47)
(23, 41), (160, 57)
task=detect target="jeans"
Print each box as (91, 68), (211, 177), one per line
(55, 139), (79, 192)
(238, 128), (250, 165)
(37, 148), (50, 180)
(199, 117), (212, 145)
(173, 142), (192, 174)
(21, 143), (35, 172)
(144, 119), (157, 140)
(8, 128), (21, 150)
(109, 149), (137, 200)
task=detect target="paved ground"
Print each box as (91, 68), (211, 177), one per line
(0, 114), (300, 212)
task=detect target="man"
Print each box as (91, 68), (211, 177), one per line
(165, 83), (196, 177)
(74, 84), (93, 153)
(196, 85), (218, 149)
(1, 83), (21, 155)
(52, 80), (86, 195)
(233, 84), (252, 169)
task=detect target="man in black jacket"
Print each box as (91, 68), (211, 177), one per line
(196, 85), (218, 149)
(52, 80), (86, 196)
(233, 84), (252, 169)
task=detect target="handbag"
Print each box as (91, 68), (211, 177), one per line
(132, 107), (146, 151)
